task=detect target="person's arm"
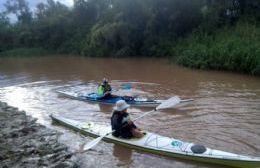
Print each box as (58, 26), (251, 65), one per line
(111, 113), (121, 130)
(108, 84), (112, 91)
(104, 85), (112, 96)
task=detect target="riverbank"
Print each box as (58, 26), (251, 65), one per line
(0, 101), (78, 168)
(174, 20), (260, 76)
(0, 48), (56, 57)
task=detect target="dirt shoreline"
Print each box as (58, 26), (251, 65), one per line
(0, 101), (79, 168)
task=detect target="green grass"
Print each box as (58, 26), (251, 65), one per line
(173, 21), (260, 75)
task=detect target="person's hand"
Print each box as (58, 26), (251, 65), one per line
(104, 91), (111, 96)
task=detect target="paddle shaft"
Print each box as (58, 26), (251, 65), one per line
(132, 109), (157, 122)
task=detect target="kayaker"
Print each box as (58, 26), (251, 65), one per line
(97, 78), (112, 98)
(111, 100), (144, 139)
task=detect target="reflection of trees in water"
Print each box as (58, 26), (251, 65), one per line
(113, 144), (132, 165)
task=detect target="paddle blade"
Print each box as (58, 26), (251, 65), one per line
(121, 83), (132, 90)
(83, 136), (104, 151)
(156, 96), (181, 110)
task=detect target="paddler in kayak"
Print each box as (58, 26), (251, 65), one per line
(97, 78), (112, 98)
(111, 100), (144, 139)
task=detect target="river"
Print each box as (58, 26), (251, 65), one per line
(0, 55), (260, 168)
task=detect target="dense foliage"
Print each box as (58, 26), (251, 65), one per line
(0, 0), (260, 75)
(175, 20), (260, 75)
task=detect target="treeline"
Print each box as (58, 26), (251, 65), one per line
(0, 0), (260, 75)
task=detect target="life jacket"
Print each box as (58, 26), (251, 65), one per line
(97, 84), (104, 96)
(97, 83), (111, 96)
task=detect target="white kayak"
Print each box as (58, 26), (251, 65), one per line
(50, 114), (260, 168)
(56, 90), (193, 108)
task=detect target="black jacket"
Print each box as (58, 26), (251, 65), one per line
(111, 111), (136, 139)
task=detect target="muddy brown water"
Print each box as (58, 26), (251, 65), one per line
(0, 56), (260, 168)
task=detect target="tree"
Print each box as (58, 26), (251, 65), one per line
(0, 12), (13, 52)
(33, 0), (72, 50)
(4, 0), (32, 24)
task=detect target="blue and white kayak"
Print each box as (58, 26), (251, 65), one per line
(56, 90), (193, 108)
(50, 114), (260, 168)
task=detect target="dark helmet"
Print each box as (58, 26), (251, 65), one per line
(102, 78), (108, 84)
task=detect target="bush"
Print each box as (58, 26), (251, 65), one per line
(173, 21), (260, 75)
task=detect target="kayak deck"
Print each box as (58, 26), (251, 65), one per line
(50, 115), (260, 168)
(56, 90), (193, 108)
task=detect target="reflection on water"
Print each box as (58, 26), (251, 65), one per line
(0, 56), (260, 168)
(113, 145), (133, 166)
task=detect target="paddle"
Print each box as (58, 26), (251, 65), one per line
(121, 83), (132, 90)
(83, 96), (181, 151)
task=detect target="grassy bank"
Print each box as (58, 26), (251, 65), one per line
(0, 48), (56, 57)
(173, 21), (260, 75)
